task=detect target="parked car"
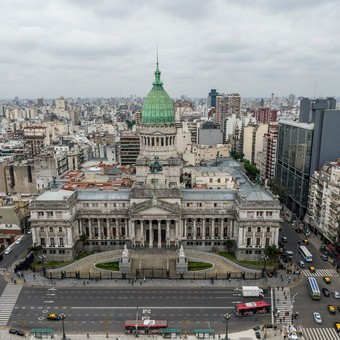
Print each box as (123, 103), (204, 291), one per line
(281, 236), (288, 242)
(313, 312), (322, 324)
(320, 254), (328, 261)
(303, 239), (310, 245)
(322, 288), (330, 297)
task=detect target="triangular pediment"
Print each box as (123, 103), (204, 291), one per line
(130, 198), (180, 216)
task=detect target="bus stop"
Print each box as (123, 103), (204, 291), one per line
(159, 328), (182, 338)
(193, 328), (215, 338)
(30, 328), (54, 339)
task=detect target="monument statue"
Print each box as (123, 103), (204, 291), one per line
(179, 245), (185, 257)
(122, 244), (129, 257)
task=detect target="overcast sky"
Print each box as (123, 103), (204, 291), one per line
(0, 0), (339, 100)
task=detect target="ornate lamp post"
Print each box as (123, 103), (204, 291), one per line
(60, 313), (66, 339)
(224, 313), (230, 340)
(262, 255), (268, 276)
(39, 255), (46, 277)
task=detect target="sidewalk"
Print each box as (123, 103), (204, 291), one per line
(0, 328), (282, 340)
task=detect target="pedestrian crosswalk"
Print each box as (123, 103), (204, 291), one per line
(274, 287), (293, 326)
(301, 327), (339, 340)
(301, 269), (339, 277)
(0, 268), (5, 275)
(0, 284), (23, 326)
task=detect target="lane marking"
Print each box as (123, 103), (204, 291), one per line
(71, 306), (235, 310)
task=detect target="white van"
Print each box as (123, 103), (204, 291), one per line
(4, 247), (12, 255)
(15, 235), (24, 244)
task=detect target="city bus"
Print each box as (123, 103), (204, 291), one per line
(124, 320), (168, 334)
(299, 245), (313, 262)
(307, 277), (321, 300)
(234, 300), (271, 317)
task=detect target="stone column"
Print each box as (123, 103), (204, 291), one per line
(202, 219), (206, 239)
(89, 219), (93, 239)
(212, 219), (215, 240)
(141, 220), (144, 247)
(126, 219), (129, 237)
(166, 220), (170, 246)
(107, 219), (111, 239)
(158, 220), (161, 248)
(183, 219), (187, 238)
(193, 219), (196, 239)
(230, 219), (234, 238)
(220, 219), (224, 239)
(149, 220), (153, 248)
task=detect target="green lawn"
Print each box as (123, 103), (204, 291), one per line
(95, 262), (120, 271)
(188, 261), (213, 271)
(219, 252), (276, 268)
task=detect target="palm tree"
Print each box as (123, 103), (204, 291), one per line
(264, 244), (280, 263)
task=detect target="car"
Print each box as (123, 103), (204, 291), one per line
(313, 312), (322, 324)
(15, 236), (23, 244)
(27, 228), (32, 234)
(298, 260), (305, 268)
(9, 329), (17, 334)
(4, 247), (12, 255)
(255, 331), (261, 339)
(16, 330), (25, 337)
(338, 306), (340, 312)
(309, 266), (316, 273)
(324, 276), (331, 284)
(47, 313), (61, 320)
(320, 254), (328, 261)
(322, 288), (330, 297)
(334, 322), (340, 333)
(281, 236), (288, 242)
(333, 291), (340, 299)
(328, 305), (336, 315)
(303, 239), (310, 245)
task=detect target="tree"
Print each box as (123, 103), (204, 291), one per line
(226, 240), (234, 253)
(28, 244), (43, 262)
(79, 234), (87, 251)
(264, 244), (280, 263)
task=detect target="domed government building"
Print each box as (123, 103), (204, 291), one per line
(30, 63), (281, 262)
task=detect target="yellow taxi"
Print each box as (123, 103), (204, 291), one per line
(309, 266), (316, 273)
(328, 305), (336, 315)
(303, 239), (310, 245)
(47, 313), (61, 321)
(324, 276), (331, 284)
(334, 322), (340, 333)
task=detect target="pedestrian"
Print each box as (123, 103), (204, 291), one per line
(87, 333), (90, 339)
(282, 286), (284, 290)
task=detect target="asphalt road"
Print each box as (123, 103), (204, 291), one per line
(280, 221), (340, 329)
(0, 233), (32, 292)
(9, 287), (273, 334)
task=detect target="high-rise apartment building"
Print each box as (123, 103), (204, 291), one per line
(260, 124), (278, 185)
(274, 98), (340, 220)
(305, 160), (340, 244)
(120, 132), (140, 165)
(214, 93), (241, 132)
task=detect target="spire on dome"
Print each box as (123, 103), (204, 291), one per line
(153, 46), (163, 86)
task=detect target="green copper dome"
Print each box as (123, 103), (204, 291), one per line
(142, 63), (175, 125)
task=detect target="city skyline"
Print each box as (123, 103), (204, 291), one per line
(0, 0), (340, 99)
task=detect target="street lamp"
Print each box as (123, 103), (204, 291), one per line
(39, 255), (46, 277)
(262, 255), (268, 276)
(60, 313), (66, 340)
(224, 313), (230, 340)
